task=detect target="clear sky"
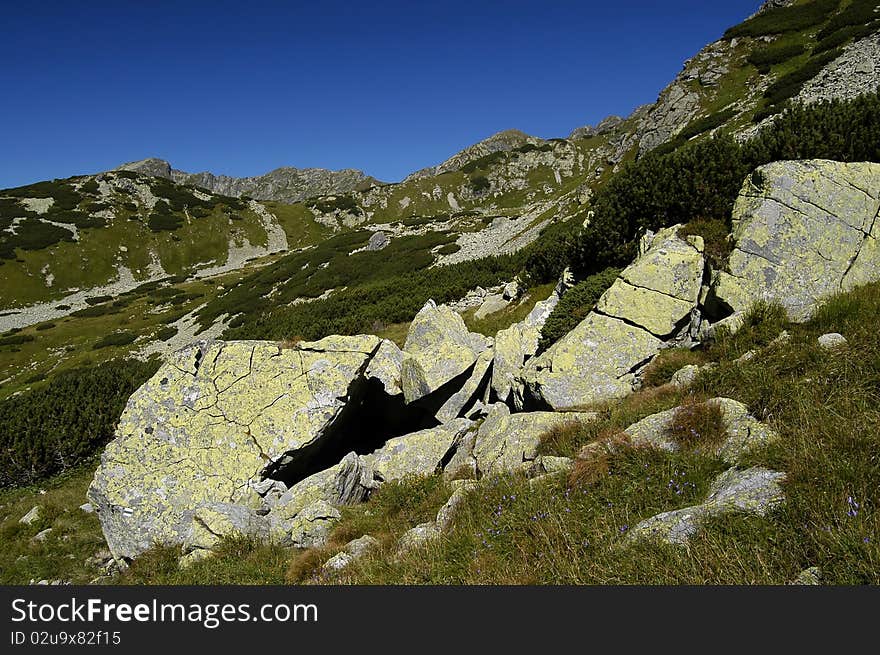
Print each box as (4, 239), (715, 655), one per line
(0, 1), (762, 187)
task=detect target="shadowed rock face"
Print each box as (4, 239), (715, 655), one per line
(400, 300), (492, 404)
(719, 160), (880, 322)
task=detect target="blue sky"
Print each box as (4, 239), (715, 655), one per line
(0, 1), (761, 187)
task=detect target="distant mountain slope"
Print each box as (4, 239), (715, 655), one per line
(115, 158), (379, 204)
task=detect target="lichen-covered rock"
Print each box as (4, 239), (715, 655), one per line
(521, 312), (663, 409)
(725, 160), (880, 322)
(474, 294), (509, 320)
(818, 333), (848, 350)
(88, 335), (384, 560)
(670, 364), (700, 388)
(268, 500), (341, 548)
(596, 227), (704, 338)
(400, 300), (491, 403)
(520, 228), (704, 409)
(183, 503), (268, 553)
(472, 404), (596, 476)
(627, 466), (786, 546)
(366, 419), (473, 483)
(397, 522), (440, 554)
(322, 535), (380, 572)
(436, 480), (478, 532)
(623, 397), (778, 465)
(365, 339), (404, 396)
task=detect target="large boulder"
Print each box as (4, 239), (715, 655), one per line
(471, 404), (597, 477)
(89, 335), (391, 560)
(400, 300), (492, 403)
(719, 160), (880, 322)
(520, 228), (704, 410)
(623, 397), (779, 465)
(627, 466), (786, 546)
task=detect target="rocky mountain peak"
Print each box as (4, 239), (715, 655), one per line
(115, 157), (173, 178)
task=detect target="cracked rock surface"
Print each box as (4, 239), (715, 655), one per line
(88, 335), (388, 560)
(520, 227), (704, 409)
(723, 160), (880, 322)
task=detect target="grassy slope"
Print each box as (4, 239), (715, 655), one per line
(4, 282), (878, 584)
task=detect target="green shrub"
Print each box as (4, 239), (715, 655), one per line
(0, 334), (35, 347)
(153, 326), (178, 341)
(817, 0), (880, 39)
(724, 0), (840, 39)
(538, 267), (620, 351)
(92, 331), (137, 349)
(470, 176), (491, 193)
(0, 359), (160, 486)
(573, 91), (880, 279)
(678, 218), (732, 271)
(437, 243), (461, 255)
(814, 19), (880, 54)
(147, 212), (184, 232)
(763, 48), (844, 107)
(460, 151), (507, 174)
(85, 295), (113, 306)
(747, 43), (806, 73)
(0, 219), (75, 259)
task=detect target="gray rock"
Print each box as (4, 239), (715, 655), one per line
(502, 280), (521, 301)
(88, 336), (390, 560)
(268, 500), (340, 548)
(627, 466), (786, 546)
(79, 503), (95, 514)
(623, 397), (778, 465)
(436, 481), (478, 532)
(400, 300), (490, 403)
(436, 350), (493, 423)
(670, 364), (700, 388)
(322, 535), (380, 572)
(19, 506), (40, 525)
(366, 419), (473, 483)
(397, 522), (441, 554)
(789, 566), (822, 586)
(521, 227), (704, 409)
(474, 294), (510, 320)
(472, 404), (596, 476)
(32, 528), (52, 543)
(367, 231), (390, 251)
(818, 333), (848, 350)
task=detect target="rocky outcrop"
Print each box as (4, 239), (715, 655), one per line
(491, 290), (559, 407)
(115, 158), (375, 204)
(623, 398), (779, 465)
(404, 129), (538, 181)
(88, 335), (405, 560)
(400, 300), (492, 404)
(714, 160), (880, 321)
(520, 227), (705, 410)
(627, 467), (786, 546)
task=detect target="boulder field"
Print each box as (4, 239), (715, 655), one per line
(89, 159), (880, 562)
